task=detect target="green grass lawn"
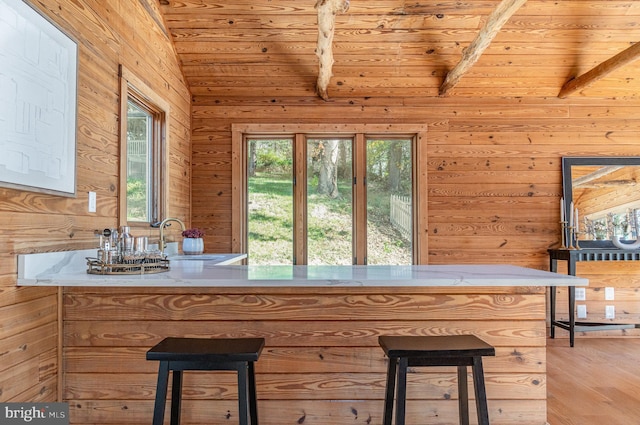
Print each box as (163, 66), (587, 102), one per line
(248, 173), (411, 265)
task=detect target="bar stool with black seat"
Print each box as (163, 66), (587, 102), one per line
(146, 337), (265, 425)
(379, 335), (495, 425)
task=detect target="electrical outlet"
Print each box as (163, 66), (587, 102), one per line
(575, 287), (586, 301)
(577, 304), (587, 319)
(605, 287), (615, 301)
(605, 305), (615, 319)
(88, 191), (97, 213)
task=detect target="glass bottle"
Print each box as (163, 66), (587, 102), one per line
(119, 226), (134, 255)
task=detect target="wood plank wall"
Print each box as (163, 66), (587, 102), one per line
(0, 0), (190, 405)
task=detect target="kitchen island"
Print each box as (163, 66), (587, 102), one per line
(18, 253), (586, 425)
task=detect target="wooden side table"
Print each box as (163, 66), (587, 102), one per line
(548, 248), (638, 347)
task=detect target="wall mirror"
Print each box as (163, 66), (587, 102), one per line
(563, 156), (640, 248)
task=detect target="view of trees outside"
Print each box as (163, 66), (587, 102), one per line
(126, 101), (151, 222)
(366, 139), (413, 264)
(307, 138), (353, 265)
(247, 139), (294, 264)
(247, 137), (413, 265)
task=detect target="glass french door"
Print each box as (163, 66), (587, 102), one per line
(246, 135), (414, 265)
(246, 138), (294, 265)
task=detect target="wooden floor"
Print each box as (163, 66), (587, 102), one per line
(547, 337), (640, 425)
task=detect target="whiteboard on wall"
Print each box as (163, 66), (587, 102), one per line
(0, 0), (78, 196)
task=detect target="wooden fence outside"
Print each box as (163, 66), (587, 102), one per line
(390, 194), (411, 241)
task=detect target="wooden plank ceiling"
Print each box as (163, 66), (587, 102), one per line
(158, 0), (640, 99)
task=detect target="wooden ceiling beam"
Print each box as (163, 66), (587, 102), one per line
(439, 0), (527, 96)
(558, 42), (640, 98)
(315, 0), (350, 101)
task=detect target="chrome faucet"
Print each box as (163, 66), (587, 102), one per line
(159, 218), (186, 254)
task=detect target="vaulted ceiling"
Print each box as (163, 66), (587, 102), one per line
(158, 1), (640, 100)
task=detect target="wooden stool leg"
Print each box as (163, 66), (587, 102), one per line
(457, 365), (469, 425)
(238, 362), (249, 425)
(152, 362), (169, 425)
(395, 357), (409, 425)
(382, 356), (397, 425)
(248, 362), (259, 425)
(170, 370), (183, 425)
(472, 356), (490, 425)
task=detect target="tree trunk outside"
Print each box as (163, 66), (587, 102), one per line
(389, 141), (402, 192)
(317, 139), (340, 198)
(339, 141), (350, 179)
(248, 140), (256, 176)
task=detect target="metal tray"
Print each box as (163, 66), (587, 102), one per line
(86, 257), (170, 275)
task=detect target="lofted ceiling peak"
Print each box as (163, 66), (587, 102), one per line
(158, 1), (640, 100)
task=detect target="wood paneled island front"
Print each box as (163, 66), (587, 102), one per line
(19, 258), (587, 425)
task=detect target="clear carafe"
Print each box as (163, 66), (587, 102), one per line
(119, 226), (134, 256)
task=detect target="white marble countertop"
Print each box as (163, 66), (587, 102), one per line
(16, 249), (588, 287)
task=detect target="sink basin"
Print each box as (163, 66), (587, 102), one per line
(170, 254), (225, 261)
(168, 253), (247, 265)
